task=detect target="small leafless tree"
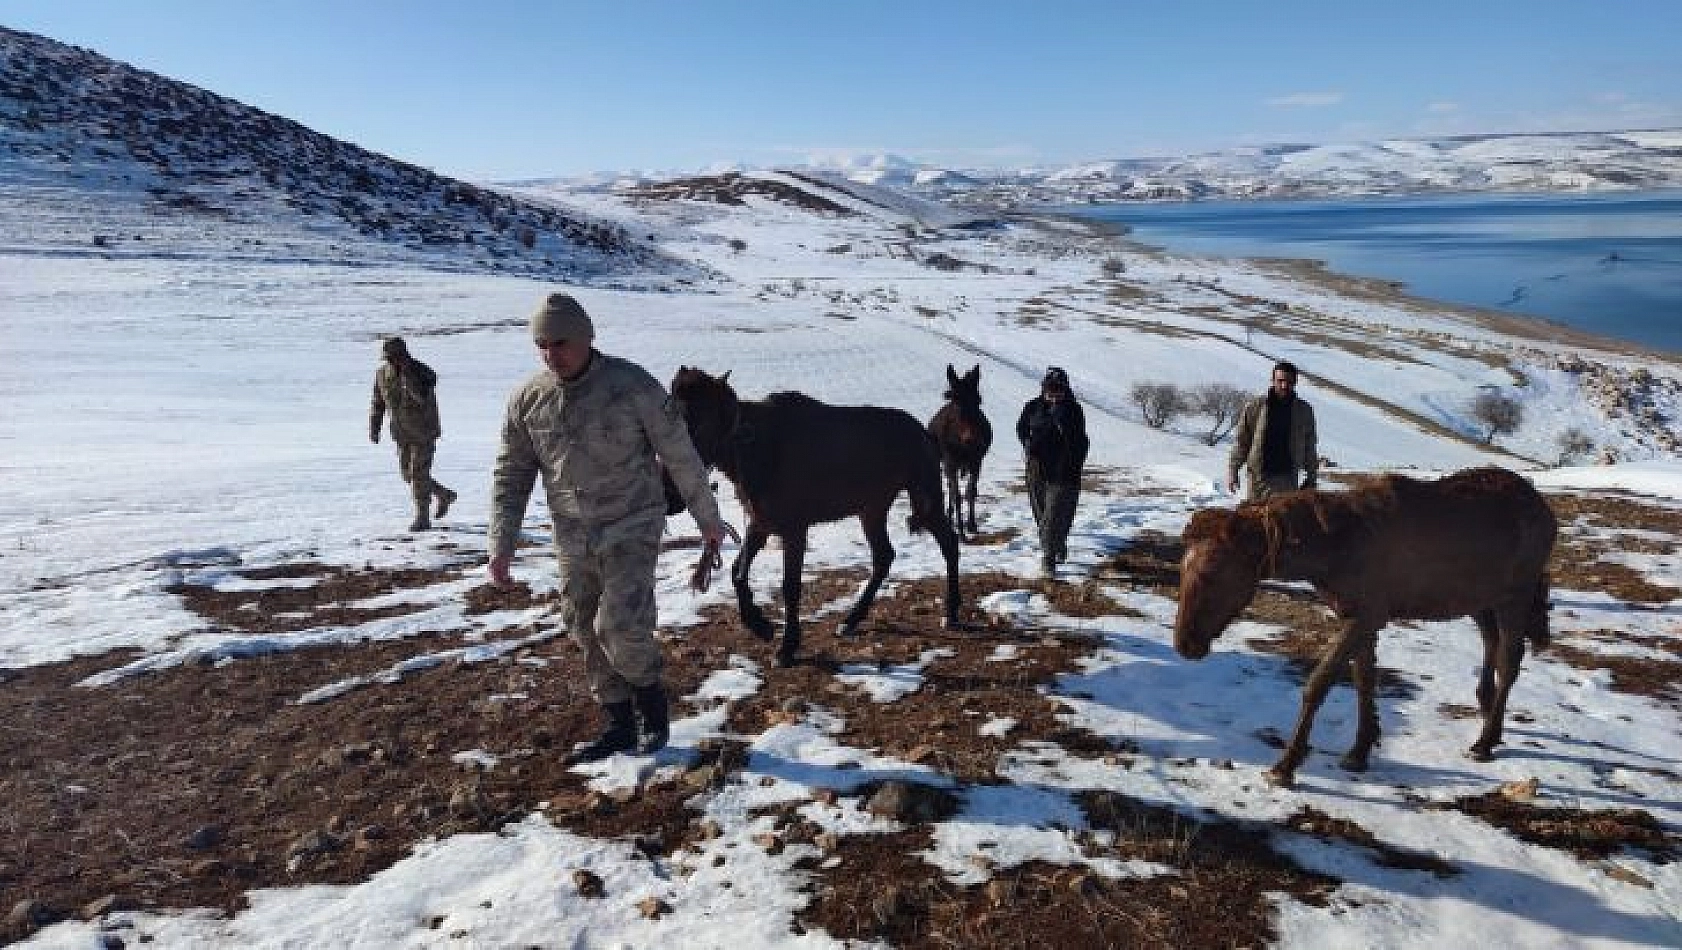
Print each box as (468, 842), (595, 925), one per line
(1470, 392), (1524, 444)
(1190, 383), (1248, 445)
(1132, 382), (1188, 430)
(1556, 427), (1595, 465)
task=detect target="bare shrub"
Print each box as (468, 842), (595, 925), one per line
(1132, 382), (1188, 430)
(728, 238), (747, 253)
(1557, 427), (1595, 465)
(1100, 256), (1127, 278)
(1191, 383), (1249, 445)
(1471, 392), (1524, 445)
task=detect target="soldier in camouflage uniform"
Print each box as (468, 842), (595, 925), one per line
(370, 337), (457, 532)
(489, 293), (726, 765)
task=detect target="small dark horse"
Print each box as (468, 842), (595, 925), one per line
(1174, 467), (1555, 787)
(669, 367), (962, 666)
(927, 363), (993, 538)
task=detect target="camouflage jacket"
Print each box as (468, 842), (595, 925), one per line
(1229, 394), (1318, 482)
(489, 352), (723, 559)
(371, 358), (442, 444)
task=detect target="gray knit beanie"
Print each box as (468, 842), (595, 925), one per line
(530, 292), (594, 344)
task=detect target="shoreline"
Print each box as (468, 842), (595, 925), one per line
(1045, 211), (1679, 366)
(1039, 193), (1681, 363)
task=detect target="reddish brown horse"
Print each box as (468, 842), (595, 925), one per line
(1174, 467), (1555, 787)
(927, 363), (993, 538)
(669, 367), (962, 667)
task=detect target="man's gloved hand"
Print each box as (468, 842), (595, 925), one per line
(1300, 474), (1317, 491)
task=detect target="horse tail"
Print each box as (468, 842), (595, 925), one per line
(1526, 574), (1551, 650)
(905, 430), (948, 536)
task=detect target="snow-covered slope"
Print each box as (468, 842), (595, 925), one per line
(0, 26), (698, 285)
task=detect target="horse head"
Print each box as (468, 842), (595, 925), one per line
(943, 363), (983, 409)
(669, 366), (740, 467)
(1173, 506), (1268, 659)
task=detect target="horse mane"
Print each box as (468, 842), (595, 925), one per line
(1246, 475), (1406, 573)
(764, 391), (821, 409)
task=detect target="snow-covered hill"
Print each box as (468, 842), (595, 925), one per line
(0, 26), (699, 285)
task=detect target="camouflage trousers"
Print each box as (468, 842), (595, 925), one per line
(1244, 472), (1300, 503)
(396, 440), (451, 510)
(555, 523), (664, 705)
(1027, 471), (1079, 566)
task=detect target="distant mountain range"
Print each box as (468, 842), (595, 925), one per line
(0, 26), (692, 284)
(816, 131), (1682, 206)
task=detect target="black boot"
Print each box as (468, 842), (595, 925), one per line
(563, 701), (637, 765)
(632, 683), (669, 754)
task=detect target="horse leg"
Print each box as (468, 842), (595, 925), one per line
(964, 464), (981, 536)
(1339, 636), (1381, 772)
(1269, 620), (1373, 788)
(932, 501), (962, 629)
(732, 526), (775, 642)
(1472, 608), (1498, 715)
(943, 462), (964, 540)
(775, 528), (808, 667)
(839, 510), (895, 638)
(1469, 602), (1529, 761)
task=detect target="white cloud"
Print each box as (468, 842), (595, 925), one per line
(1265, 91), (1343, 108)
(1427, 101), (1460, 114)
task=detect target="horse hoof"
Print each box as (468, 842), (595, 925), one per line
(1263, 768), (1297, 789)
(837, 621), (860, 639)
(1338, 755), (1369, 773)
(775, 651), (797, 668)
(746, 624), (775, 643)
(1466, 745), (1495, 763)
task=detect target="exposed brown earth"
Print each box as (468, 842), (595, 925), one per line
(3, 482), (1679, 945)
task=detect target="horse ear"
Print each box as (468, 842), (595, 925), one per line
(967, 364), (981, 382)
(947, 364), (959, 386)
(721, 370), (731, 384)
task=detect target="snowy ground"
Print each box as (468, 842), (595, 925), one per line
(3, 174), (1680, 947)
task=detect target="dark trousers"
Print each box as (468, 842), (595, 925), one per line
(1027, 469), (1079, 565)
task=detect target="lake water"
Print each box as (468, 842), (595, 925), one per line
(1065, 190), (1682, 354)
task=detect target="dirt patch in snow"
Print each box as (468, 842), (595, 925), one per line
(1437, 793), (1680, 863)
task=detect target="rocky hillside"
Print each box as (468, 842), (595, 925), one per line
(0, 26), (692, 284)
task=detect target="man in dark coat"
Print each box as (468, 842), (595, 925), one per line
(1016, 367), (1089, 576)
(1227, 360), (1318, 501)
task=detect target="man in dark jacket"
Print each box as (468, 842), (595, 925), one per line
(1016, 367), (1089, 576)
(1227, 360), (1318, 501)
(370, 337), (456, 532)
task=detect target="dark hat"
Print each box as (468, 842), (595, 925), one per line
(1042, 367), (1070, 390)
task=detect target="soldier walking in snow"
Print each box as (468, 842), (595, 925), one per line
(1227, 360), (1318, 501)
(1017, 367), (1089, 577)
(370, 336), (457, 532)
(488, 293), (726, 765)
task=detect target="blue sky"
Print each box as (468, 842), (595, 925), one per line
(8, 1), (1682, 180)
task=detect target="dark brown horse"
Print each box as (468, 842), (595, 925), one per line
(1174, 467), (1555, 788)
(927, 363), (993, 538)
(669, 367), (962, 667)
